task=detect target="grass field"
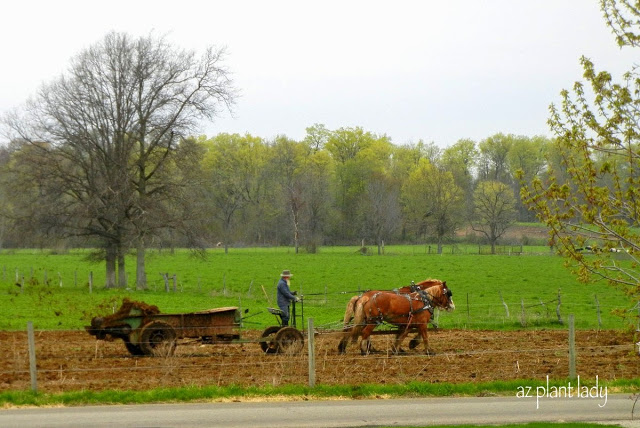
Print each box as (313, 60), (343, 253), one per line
(1, 246), (637, 332)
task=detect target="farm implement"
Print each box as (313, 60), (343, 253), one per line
(85, 298), (305, 356)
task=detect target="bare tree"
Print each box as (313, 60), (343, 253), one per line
(361, 174), (401, 255)
(1, 32), (236, 287)
(471, 180), (517, 254)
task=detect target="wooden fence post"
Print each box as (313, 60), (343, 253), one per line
(89, 271), (93, 294)
(499, 291), (509, 318)
(308, 318), (315, 388)
(594, 295), (602, 329)
(520, 298), (527, 327)
(568, 314), (576, 380)
(556, 289), (563, 325)
(27, 321), (37, 393)
(163, 273), (169, 292)
(466, 293), (470, 322)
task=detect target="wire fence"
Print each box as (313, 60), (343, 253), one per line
(1, 319), (639, 395)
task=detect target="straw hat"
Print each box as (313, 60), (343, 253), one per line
(280, 270), (293, 277)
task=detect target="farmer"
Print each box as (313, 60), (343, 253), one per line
(276, 269), (299, 326)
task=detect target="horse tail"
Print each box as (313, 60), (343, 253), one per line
(342, 295), (360, 331)
(350, 295), (370, 343)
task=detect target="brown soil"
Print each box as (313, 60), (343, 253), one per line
(1, 328), (637, 394)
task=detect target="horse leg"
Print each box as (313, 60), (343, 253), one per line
(408, 333), (422, 350)
(338, 330), (350, 353)
(418, 324), (433, 355)
(359, 324), (376, 355)
(393, 327), (411, 354)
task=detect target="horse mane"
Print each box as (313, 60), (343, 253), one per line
(414, 278), (443, 287)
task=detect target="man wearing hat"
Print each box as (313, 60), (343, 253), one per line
(276, 269), (299, 326)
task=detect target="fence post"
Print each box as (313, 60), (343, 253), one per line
(499, 291), (509, 318)
(307, 318), (315, 388)
(520, 298), (527, 327)
(568, 314), (576, 380)
(89, 271), (93, 294)
(556, 289), (563, 325)
(27, 321), (37, 393)
(594, 295), (602, 329)
(466, 293), (470, 322)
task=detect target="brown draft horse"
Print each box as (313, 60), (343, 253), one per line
(339, 281), (454, 355)
(341, 278), (445, 330)
(339, 278), (444, 353)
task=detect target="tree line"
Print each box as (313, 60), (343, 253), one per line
(0, 32), (566, 289)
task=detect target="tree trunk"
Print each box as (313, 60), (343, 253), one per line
(105, 244), (117, 288)
(117, 248), (126, 288)
(136, 238), (147, 290)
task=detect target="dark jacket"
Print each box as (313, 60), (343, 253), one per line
(276, 278), (296, 308)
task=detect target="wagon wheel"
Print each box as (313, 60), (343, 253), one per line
(260, 326), (281, 354)
(139, 321), (177, 357)
(275, 327), (304, 354)
(124, 338), (145, 356)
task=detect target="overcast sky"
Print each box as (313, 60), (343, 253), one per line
(1, 0), (638, 147)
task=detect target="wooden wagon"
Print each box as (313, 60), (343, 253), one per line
(85, 299), (304, 356)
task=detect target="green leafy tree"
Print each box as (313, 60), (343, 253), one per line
(325, 127), (392, 241)
(200, 133), (261, 253)
(508, 135), (550, 221)
(521, 0), (640, 301)
(402, 159), (464, 253)
(441, 138), (478, 217)
(477, 133), (513, 183)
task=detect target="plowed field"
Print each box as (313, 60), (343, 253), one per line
(1, 328), (638, 393)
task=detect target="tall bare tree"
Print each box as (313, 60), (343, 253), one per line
(471, 180), (517, 254)
(1, 32), (236, 287)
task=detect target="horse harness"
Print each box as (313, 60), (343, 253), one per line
(367, 287), (434, 325)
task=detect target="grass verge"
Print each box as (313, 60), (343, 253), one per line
(2, 378), (639, 407)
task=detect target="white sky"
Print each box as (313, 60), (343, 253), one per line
(1, 0), (638, 147)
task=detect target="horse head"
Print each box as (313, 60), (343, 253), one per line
(429, 281), (455, 312)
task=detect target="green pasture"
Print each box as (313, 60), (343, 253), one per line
(0, 246), (637, 331)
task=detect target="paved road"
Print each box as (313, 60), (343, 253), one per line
(0, 394), (637, 427)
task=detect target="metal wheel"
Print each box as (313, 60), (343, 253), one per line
(139, 321), (177, 357)
(124, 338), (145, 356)
(260, 326), (281, 354)
(275, 326), (304, 354)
